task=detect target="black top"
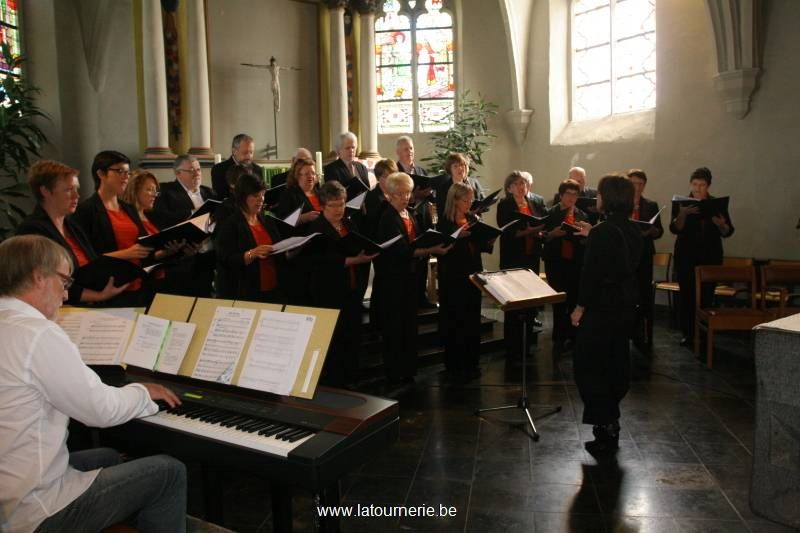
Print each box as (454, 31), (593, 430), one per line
(374, 207), (419, 280)
(434, 176), (485, 216)
(669, 193), (734, 274)
(496, 194), (547, 269)
(73, 193), (148, 255)
(211, 157), (265, 200)
(634, 196), (664, 256)
(305, 216), (369, 308)
(363, 186), (389, 241)
(214, 210), (283, 300)
(436, 218), (488, 281)
(398, 162), (428, 178)
(541, 204), (589, 263)
(270, 170), (289, 188)
(151, 180), (216, 229)
(275, 185), (321, 236)
(323, 159), (370, 191)
(578, 214), (643, 310)
(16, 205), (99, 304)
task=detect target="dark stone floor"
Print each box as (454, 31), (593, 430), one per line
(212, 310), (796, 532)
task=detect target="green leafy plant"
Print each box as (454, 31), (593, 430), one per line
(421, 90), (498, 176)
(0, 42), (48, 240)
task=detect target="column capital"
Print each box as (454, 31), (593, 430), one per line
(353, 0), (384, 16)
(324, 0), (350, 10)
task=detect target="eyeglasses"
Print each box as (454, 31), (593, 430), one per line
(54, 271), (74, 290)
(178, 168), (201, 174)
(392, 191), (412, 199)
(144, 188), (160, 196)
(107, 167), (132, 177)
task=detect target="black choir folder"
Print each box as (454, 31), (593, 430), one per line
(470, 268), (566, 312)
(138, 213), (213, 250)
(671, 195), (730, 219)
(73, 255), (147, 291)
(471, 189), (501, 213)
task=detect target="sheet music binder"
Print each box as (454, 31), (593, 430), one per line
(470, 268), (566, 312)
(146, 294), (337, 399)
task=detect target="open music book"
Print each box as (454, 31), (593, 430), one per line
(472, 268), (565, 310)
(56, 294), (338, 399)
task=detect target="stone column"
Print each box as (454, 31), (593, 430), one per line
(186, 0), (213, 157)
(141, 0), (174, 157)
(356, 1), (381, 158)
(328, 1), (349, 149)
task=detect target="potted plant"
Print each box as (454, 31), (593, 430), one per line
(0, 42), (48, 241)
(421, 90), (498, 176)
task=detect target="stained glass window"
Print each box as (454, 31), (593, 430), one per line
(376, 0), (454, 133)
(0, 0), (20, 76)
(571, 0), (655, 121)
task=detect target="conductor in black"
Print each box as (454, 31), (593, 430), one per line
(570, 174), (643, 457)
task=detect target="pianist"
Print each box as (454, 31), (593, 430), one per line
(0, 235), (187, 533)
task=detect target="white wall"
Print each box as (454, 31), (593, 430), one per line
(525, 0), (800, 260)
(206, 0), (320, 161)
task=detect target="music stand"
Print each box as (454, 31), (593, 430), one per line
(470, 269), (566, 441)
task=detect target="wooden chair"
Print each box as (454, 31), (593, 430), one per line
(760, 264), (800, 318)
(652, 252), (679, 325)
(694, 265), (770, 369)
(715, 256), (755, 301)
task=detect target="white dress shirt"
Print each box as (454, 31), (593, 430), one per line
(177, 179), (205, 211)
(0, 297), (157, 533)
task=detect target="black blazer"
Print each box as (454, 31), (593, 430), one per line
(323, 158), (370, 190)
(275, 185), (322, 237)
(578, 214), (643, 311)
(270, 170), (289, 188)
(397, 162), (428, 177)
(214, 210), (283, 300)
(73, 193), (147, 255)
(363, 186), (389, 241)
(211, 157), (265, 200)
(305, 216), (369, 309)
(669, 193), (734, 276)
(16, 205), (99, 304)
(496, 194), (547, 270)
(374, 207), (420, 282)
(635, 196), (664, 256)
(541, 204), (589, 263)
(150, 180), (216, 229)
(434, 176), (484, 216)
(436, 218), (488, 282)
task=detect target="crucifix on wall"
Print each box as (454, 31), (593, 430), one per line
(241, 56), (301, 158)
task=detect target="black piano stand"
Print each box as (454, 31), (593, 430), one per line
(475, 311), (561, 441)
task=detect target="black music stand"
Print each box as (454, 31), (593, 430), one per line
(470, 269), (566, 441)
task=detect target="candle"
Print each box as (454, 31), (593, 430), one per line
(214, 153), (222, 165)
(315, 151), (323, 182)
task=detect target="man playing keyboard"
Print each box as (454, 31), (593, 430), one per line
(0, 235), (186, 533)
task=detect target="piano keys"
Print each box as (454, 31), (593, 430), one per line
(96, 367), (399, 532)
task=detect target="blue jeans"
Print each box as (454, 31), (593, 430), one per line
(35, 448), (186, 533)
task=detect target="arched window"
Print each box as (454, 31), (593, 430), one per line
(571, 0), (655, 121)
(375, 0), (455, 134)
(0, 0), (21, 78)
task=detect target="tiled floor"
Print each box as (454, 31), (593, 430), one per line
(214, 311), (796, 532)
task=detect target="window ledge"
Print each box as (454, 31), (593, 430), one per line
(552, 109), (655, 146)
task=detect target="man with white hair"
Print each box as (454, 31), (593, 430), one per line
(323, 132), (370, 193)
(396, 135), (437, 308)
(271, 147), (312, 188)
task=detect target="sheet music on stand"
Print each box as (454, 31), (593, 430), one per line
(473, 268), (565, 310)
